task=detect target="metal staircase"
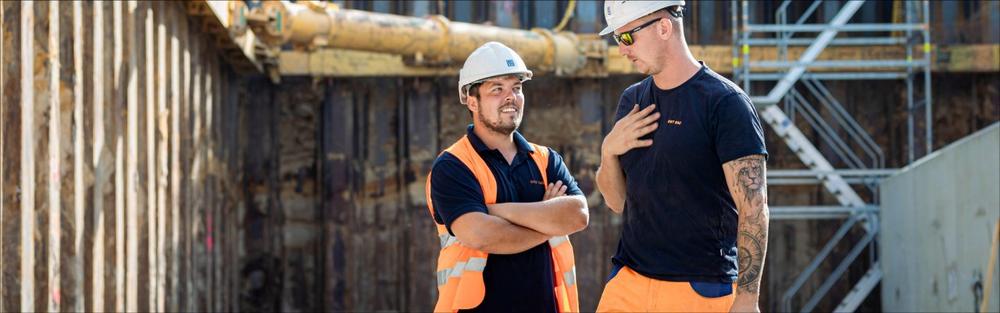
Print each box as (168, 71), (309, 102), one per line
(732, 0), (932, 311)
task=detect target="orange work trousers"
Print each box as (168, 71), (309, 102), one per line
(596, 265), (735, 312)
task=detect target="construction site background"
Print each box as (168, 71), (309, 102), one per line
(1, 1), (998, 312)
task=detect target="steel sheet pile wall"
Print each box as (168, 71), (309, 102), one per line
(1, 2), (245, 312)
(239, 73), (996, 312)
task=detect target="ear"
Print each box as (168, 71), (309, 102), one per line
(657, 18), (673, 40)
(467, 95), (479, 113)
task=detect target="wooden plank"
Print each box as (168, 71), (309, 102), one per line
(214, 58), (223, 313)
(224, 76), (240, 312)
(189, 23), (203, 312)
(70, 1), (85, 312)
(154, 2), (168, 312)
(1, 2), (22, 312)
(111, 1), (125, 311)
(89, 2), (108, 312)
(209, 43), (218, 313)
(54, 2), (76, 308)
(124, 1), (138, 311)
(218, 69), (226, 311)
(179, 8), (194, 312)
(19, 1), (34, 310)
(228, 72), (238, 313)
(216, 60), (224, 313)
(203, 52), (214, 313)
(0, 3), (4, 310)
(143, 2), (156, 311)
(167, 3), (181, 312)
(45, 1), (61, 311)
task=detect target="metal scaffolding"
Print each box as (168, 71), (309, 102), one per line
(733, 0), (933, 311)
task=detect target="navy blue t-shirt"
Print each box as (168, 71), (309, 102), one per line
(611, 63), (768, 284)
(430, 125), (583, 313)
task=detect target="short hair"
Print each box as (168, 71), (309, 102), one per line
(467, 81), (484, 102)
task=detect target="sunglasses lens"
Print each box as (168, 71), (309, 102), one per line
(621, 33), (633, 46)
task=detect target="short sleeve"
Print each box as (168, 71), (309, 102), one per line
(429, 154), (489, 236)
(713, 93), (768, 164)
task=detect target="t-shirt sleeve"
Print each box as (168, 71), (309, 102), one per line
(545, 148), (583, 196)
(714, 93), (769, 164)
(429, 155), (489, 236)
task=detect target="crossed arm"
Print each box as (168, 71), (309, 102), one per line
(722, 154), (770, 311)
(449, 181), (589, 255)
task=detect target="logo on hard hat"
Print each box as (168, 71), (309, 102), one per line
(506, 59), (515, 67)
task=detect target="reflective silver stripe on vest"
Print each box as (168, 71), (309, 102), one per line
(465, 257), (487, 272)
(440, 234), (458, 249)
(437, 269), (450, 286)
(548, 235), (568, 247)
(562, 265), (577, 286)
(436, 257), (488, 286)
(450, 261), (467, 278)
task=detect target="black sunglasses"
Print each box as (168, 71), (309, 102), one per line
(613, 18), (662, 46)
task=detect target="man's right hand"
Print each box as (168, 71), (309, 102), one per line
(601, 104), (660, 157)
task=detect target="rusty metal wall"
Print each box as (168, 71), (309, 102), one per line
(1, 2), (245, 312)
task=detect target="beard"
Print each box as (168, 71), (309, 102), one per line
(478, 108), (520, 136)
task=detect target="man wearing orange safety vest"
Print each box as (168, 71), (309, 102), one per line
(425, 42), (589, 312)
(595, 0), (770, 312)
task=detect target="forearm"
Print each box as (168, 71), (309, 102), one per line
(488, 195), (589, 236)
(596, 152), (627, 213)
(458, 213), (552, 255)
(722, 154), (770, 300)
(735, 203), (768, 299)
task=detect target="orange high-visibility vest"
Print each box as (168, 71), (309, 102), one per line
(425, 135), (579, 312)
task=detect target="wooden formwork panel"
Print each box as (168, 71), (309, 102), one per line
(0, 2), (245, 311)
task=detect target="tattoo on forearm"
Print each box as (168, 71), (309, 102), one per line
(726, 154), (769, 295)
(737, 229), (765, 293)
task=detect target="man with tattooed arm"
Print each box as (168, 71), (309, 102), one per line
(594, 1), (769, 312)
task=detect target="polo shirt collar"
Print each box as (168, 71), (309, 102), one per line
(465, 124), (535, 154)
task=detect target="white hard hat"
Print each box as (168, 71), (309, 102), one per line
(599, 0), (685, 36)
(458, 42), (533, 105)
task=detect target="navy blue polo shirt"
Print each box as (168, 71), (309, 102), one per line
(611, 63), (768, 285)
(430, 125), (583, 313)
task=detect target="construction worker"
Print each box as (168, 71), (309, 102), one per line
(595, 1), (770, 312)
(425, 41), (588, 312)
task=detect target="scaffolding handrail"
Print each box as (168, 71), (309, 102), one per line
(747, 23), (926, 33)
(803, 78), (885, 169)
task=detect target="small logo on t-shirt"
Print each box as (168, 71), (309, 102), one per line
(529, 179), (545, 185)
(667, 119), (683, 125)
